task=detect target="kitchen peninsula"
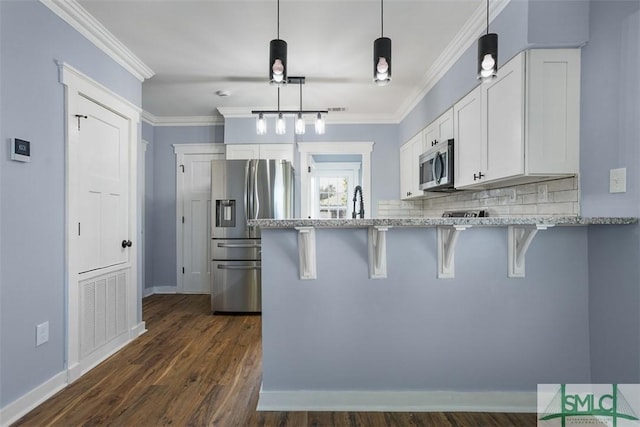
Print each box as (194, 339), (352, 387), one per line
(251, 216), (639, 413)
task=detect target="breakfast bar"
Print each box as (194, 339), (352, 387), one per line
(250, 217), (639, 412)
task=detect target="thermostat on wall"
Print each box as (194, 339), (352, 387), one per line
(10, 138), (31, 162)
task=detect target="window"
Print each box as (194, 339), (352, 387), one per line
(298, 142), (374, 219)
(310, 162), (360, 219)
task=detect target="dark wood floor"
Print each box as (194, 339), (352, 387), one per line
(14, 294), (537, 426)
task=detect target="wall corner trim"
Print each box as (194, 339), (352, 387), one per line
(257, 388), (536, 413)
(41, 0), (155, 81)
(0, 372), (67, 427)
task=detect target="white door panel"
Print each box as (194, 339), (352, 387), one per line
(182, 154), (216, 293)
(78, 96), (130, 273)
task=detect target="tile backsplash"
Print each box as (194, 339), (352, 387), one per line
(378, 177), (579, 218)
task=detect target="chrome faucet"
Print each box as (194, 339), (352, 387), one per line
(352, 185), (364, 218)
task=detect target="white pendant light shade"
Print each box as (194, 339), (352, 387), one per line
(295, 113), (305, 135)
(256, 113), (267, 135)
(276, 112), (286, 135)
(315, 113), (325, 135)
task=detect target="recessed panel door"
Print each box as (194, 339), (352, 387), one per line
(77, 96), (130, 273)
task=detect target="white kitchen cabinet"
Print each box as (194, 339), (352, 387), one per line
(454, 85), (483, 188)
(455, 49), (580, 189)
(225, 143), (294, 163)
(399, 133), (424, 200)
(423, 108), (454, 149)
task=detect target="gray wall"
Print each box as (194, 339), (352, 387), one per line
(580, 0), (640, 217)
(146, 125), (224, 289)
(588, 224), (640, 383)
(0, 0), (142, 407)
(262, 227), (591, 391)
(583, 0), (640, 383)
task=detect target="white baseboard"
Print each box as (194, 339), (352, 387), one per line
(0, 371), (67, 427)
(257, 387), (537, 413)
(148, 286), (178, 295)
(142, 287), (210, 297)
(131, 321), (147, 337)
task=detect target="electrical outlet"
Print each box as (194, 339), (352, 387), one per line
(537, 184), (548, 202)
(36, 322), (49, 347)
(609, 168), (627, 193)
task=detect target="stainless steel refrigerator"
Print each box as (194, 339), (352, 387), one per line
(210, 159), (294, 313)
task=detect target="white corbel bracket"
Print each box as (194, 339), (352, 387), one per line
(368, 226), (390, 278)
(437, 225), (471, 279)
(508, 224), (554, 278)
(295, 227), (317, 280)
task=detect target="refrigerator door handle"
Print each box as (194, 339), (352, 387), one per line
(217, 264), (261, 270)
(216, 243), (261, 249)
(253, 160), (260, 219)
(244, 160), (251, 223)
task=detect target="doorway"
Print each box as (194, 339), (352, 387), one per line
(174, 144), (225, 294)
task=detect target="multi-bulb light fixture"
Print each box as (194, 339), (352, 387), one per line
(252, 77), (327, 135)
(477, 0), (498, 82)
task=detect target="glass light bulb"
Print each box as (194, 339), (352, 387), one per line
(315, 113), (325, 135)
(481, 53), (495, 71)
(272, 59), (284, 82)
(256, 113), (267, 135)
(276, 113), (286, 135)
(295, 113), (305, 135)
(376, 57), (389, 74)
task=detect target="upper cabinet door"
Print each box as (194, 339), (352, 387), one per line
(454, 86), (483, 189)
(436, 108), (454, 142)
(482, 52), (525, 183)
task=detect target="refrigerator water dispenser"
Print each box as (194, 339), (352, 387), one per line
(216, 199), (236, 228)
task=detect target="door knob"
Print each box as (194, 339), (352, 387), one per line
(122, 240), (132, 248)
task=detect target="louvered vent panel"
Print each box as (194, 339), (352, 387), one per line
(79, 268), (129, 360)
(116, 272), (127, 334)
(106, 275), (117, 341)
(81, 280), (96, 357)
(95, 278), (107, 347)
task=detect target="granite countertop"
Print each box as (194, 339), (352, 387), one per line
(248, 216), (638, 229)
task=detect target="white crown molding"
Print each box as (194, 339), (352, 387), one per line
(142, 111), (224, 127)
(394, 0), (511, 123)
(40, 0), (154, 82)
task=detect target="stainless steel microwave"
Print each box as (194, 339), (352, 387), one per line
(419, 139), (455, 192)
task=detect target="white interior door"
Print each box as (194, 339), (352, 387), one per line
(77, 96), (130, 273)
(181, 154), (217, 293)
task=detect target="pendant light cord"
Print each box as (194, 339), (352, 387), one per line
(381, 0), (384, 37)
(277, 87), (280, 112)
(277, 0), (280, 39)
(486, 0), (489, 35)
(299, 82), (303, 112)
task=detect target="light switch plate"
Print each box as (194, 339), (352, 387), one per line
(36, 322), (49, 346)
(609, 168), (626, 193)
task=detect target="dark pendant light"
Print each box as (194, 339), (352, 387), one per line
(477, 0), (498, 82)
(269, 0), (287, 85)
(373, 0), (391, 86)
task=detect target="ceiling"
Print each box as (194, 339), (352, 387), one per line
(76, 0), (486, 124)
